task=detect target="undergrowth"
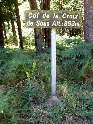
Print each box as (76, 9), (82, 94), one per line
(0, 36), (93, 123)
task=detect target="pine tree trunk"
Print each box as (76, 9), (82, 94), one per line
(8, 22), (10, 30)
(0, 7), (4, 47)
(14, 0), (23, 49)
(29, 0), (42, 53)
(9, 7), (17, 44)
(0, 21), (4, 47)
(3, 22), (7, 39)
(11, 20), (18, 45)
(84, 0), (93, 43)
(42, 0), (51, 48)
(44, 28), (51, 48)
(34, 28), (42, 53)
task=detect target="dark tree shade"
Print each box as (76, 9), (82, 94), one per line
(0, 21), (4, 47)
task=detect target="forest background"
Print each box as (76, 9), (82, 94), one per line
(0, 0), (93, 124)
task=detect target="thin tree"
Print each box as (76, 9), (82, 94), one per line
(41, 0), (51, 48)
(0, 4), (4, 47)
(0, 21), (4, 47)
(3, 22), (7, 39)
(9, 7), (17, 45)
(84, 0), (93, 43)
(84, 0), (93, 55)
(14, 0), (23, 49)
(29, 0), (42, 53)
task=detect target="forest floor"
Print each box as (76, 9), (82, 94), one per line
(16, 81), (93, 124)
(0, 47), (93, 124)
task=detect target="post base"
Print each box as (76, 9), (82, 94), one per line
(45, 96), (64, 107)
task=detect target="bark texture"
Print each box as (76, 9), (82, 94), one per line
(84, 0), (93, 42)
(3, 22), (7, 39)
(0, 21), (4, 47)
(14, 0), (23, 49)
(29, 0), (42, 53)
(41, 0), (51, 48)
(11, 19), (17, 44)
(9, 7), (17, 44)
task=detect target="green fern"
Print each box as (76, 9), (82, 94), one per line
(58, 42), (93, 80)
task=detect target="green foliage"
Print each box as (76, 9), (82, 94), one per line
(0, 88), (19, 123)
(19, 81), (48, 107)
(1, 34), (93, 123)
(57, 81), (93, 123)
(0, 0), (93, 123)
(0, 48), (33, 85)
(57, 37), (93, 80)
(51, 0), (83, 11)
(49, 103), (64, 123)
(16, 103), (64, 124)
(0, 0), (15, 22)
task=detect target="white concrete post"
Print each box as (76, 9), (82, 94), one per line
(51, 28), (56, 96)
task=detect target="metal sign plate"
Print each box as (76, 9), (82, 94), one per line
(25, 10), (80, 28)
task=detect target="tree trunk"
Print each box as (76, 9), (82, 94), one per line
(34, 28), (42, 53)
(29, 0), (38, 9)
(3, 22), (7, 39)
(9, 7), (17, 45)
(11, 20), (18, 45)
(14, 0), (23, 49)
(41, 0), (51, 48)
(29, 0), (42, 53)
(8, 22), (10, 30)
(0, 21), (4, 47)
(44, 28), (51, 48)
(84, 0), (93, 43)
(0, 6), (4, 47)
